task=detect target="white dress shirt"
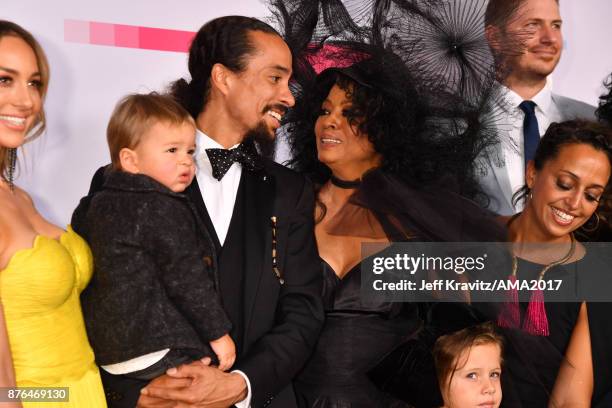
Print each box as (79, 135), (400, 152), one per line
(101, 348), (170, 374)
(195, 129), (252, 408)
(498, 81), (558, 212)
(195, 129), (243, 245)
(478, 80), (595, 216)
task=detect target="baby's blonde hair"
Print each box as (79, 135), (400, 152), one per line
(107, 92), (195, 170)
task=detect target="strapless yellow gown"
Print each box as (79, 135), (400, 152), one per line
(0, 226), (106, 407)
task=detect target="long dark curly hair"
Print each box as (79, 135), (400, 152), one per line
(272, 0), (521, 201)
(286, 50), (425, 183)
(285, 45), (495, 201)
(597, 74), (612, 126)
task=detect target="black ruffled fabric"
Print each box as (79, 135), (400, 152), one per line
(345, 169), (507, 242)
(271, 0), (527, 201)
(597, 74), (612, 126)
(263, 2), (562, 407)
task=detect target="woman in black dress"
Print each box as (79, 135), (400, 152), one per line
(277, 28), (514, 406)
(286, 54), (505, 408)
(271, 1), (522, 406)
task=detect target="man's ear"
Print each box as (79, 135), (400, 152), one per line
(119, 148), (139, 174)
(525, 160), (537, 189)
(485, 24), (502, 54)
(210, 63), (232, 96)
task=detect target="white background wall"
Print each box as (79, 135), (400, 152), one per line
(551, 1), (612, 104)
(2, 0), (612, 226)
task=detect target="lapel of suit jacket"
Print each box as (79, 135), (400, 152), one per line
(184, 177), (222, 251)
(485, 86), (518, 213)
(487, 146), (514, 212)
(242, 165), (275, 342)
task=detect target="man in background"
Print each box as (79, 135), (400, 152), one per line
(478, 0), (596, 215)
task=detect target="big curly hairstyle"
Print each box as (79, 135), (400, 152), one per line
(285, 45), (495, 200)
(286, 50), (423, 183)
(597, 74), (612, 126)
(272, 0), (521, 200)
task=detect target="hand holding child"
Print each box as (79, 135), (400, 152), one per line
(209, 334), (236, 371)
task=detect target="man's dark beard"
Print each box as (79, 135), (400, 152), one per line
(244, 120), (277, 160)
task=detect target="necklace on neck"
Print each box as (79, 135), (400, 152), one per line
(330, 174), (361, 189)
(497, 212), (576, 336)
(510, 233), (576, 279)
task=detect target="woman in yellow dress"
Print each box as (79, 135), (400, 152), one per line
(0, 20), (106, 407)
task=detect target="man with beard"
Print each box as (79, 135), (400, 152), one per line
(478, 0), (596, 215)
(73, 16), (323, 408)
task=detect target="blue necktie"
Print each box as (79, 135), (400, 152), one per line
(519, 101), (539, 167)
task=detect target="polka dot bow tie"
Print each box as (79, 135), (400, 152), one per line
(205, 142), (263, 181)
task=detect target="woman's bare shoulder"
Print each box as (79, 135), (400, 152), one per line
(10, 185), (35, 208)
(10, 186), (63, 239)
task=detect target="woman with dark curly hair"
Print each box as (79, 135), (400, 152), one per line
(285, 48), (507, 407)
(286, 49), (494, 205)
(270, 1), (519, 406)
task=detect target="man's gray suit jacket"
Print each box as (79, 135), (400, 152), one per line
(477, 93), (596, 216)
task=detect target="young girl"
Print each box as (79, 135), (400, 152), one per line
(433, 323), (503, 408)
(72, 93), (235, 383)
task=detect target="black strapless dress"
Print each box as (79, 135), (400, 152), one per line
(293, 169), (508, 408)
(294, 260), (420, 408)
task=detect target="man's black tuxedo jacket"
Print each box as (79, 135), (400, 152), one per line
(75, 160), (324, 408)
